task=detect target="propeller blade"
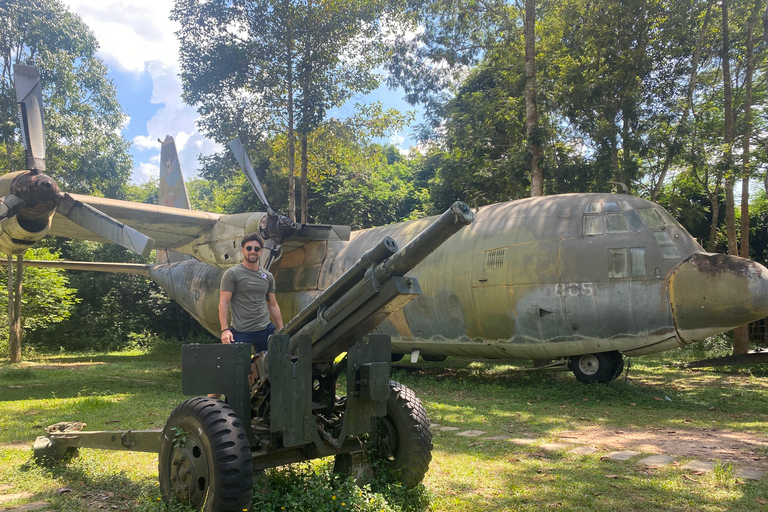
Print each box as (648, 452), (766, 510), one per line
(13, 65), (45, 172)
(0, 195), (24, 223)
(56, 194), (155, 257)
(228, 138), (274, 216)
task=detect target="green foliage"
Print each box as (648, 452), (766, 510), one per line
(253, 462), (430, 512)
(0, 0), (132, 196)
(26, 239), (212, 352)
(0, 247), (78, 356)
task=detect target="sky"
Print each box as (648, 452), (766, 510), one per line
(60, 0), (421, 184)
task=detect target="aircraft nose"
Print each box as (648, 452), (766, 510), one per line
(668, 252), (768, 342)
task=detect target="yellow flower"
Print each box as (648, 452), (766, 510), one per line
(342, 503), (345, 506)
(332, 496), (336, 500)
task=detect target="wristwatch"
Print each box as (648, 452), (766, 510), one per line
(221, 328), (231, 333)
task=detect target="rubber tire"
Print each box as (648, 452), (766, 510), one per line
(159, 397), (253, 512)
(569, 351), (624, 384)
(373, 381), (432, 488)
(421, 355), (447, 362)
(391, 353), (405, 362)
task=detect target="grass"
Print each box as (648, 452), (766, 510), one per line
(1, 344), (768, 511)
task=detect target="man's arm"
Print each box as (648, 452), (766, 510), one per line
(266, 292), (283, 330)
(219, 290), (234, 343)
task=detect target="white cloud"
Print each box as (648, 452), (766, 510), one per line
(137, 161), (159, 180)
(133, 135), (161, 150)
(61, 0), (221, 184)
(390, 134), (405, 147)
(62, 0), (179, 73)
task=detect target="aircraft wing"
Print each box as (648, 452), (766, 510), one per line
(49, 194), (221, 248)
(48, 194), (351, 252)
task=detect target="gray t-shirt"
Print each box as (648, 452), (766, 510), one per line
(220, 264), (276, 332)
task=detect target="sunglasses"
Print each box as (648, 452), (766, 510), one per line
(244, 245), (262, 252)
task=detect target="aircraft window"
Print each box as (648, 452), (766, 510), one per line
(630, 247), (646, 277)
(605, 213), (629, 233)
(637, 208), (664, 228)
(608, 248), (628, 278)
(624, 210), (645, 231)
(585, 202), (602, 214)
(661, 245), (681, 259)
(657, 208), (684, 228)
(584, 215), (604, 235)
(653, 231), (672, 245)
(604, 201), (620, 212)
(485, 248), (506, 269)
(619, 200), (632, 211)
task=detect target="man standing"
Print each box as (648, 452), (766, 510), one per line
(219, 233), (284, 351)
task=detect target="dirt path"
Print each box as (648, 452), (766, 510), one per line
(557, 427), (768, 469)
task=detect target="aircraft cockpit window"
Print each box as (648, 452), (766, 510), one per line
(637, 208), (664, 228)
(608, 248), (628, 278)
(584, 215), (604, 235)
(624, 210), (645, 231)
(653, 231), (672, 245)
(619, 200), (632, 211)
(661, 245), (681, 259)
(585, 202), (602, 214)
(630, 248), (646, 277)
(603, 201), (620, 212)
(605, 213), (629, 233)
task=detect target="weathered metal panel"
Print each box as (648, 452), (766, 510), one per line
(269, 335), (313, 448)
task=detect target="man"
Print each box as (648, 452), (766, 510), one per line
(219, 233), (284, 351)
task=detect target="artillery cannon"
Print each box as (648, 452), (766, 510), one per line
(32, 202), (474, 511)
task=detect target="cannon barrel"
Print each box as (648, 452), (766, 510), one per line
(289, 201), (474, 362)
(281, 236), (398, 337)
(373, 201), (474, 282)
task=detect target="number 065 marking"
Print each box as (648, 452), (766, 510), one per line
(555, 283), (594, 297)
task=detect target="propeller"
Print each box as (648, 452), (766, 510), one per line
(12, 64), (155, 257)
(228, 138), (350, 269)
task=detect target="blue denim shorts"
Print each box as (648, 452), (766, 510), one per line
(231, 323), (276, 352)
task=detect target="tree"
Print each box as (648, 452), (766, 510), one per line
(524, 0), (543, 196)
(0, 0), (133, 360)
(0, 0), (132, 196)
(172, 0), (391, 221)
(0, 247), (78, 360)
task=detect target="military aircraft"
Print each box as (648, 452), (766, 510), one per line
(8, 64), (768, 383)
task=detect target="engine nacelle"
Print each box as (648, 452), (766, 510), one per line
(0, 213), (53, 255)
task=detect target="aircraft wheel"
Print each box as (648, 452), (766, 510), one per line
(421, 355), (447, 362)
(569, 351), (624, 384)
(372, 381), (432, 488)
(391, 352), (405, 362)
(159, 397), (253, 512)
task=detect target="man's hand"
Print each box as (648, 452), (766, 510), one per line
(221, 329), (234, 344)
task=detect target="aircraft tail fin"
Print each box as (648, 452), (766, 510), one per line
(157, 135), (192, 265)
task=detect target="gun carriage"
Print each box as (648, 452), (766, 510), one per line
(33, 202), (474, 511)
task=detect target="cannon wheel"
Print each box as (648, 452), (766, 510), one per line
(373, 381), (432, 488)
(569, 351), (624, 384)
(158, 397), (253, 512)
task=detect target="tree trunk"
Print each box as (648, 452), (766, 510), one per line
(301, 132), (308, 224)
(733, 0), (760, 355)
(524, 0), (543, 197)
(7, 254), (22, 363)
(722, 0), (737, 257)
(286, 9), (296, 222)
(707, 189), (720, 252)
(650, 0), (714, 202)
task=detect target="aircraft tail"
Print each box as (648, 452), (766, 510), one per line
(156, 135), (192, 265)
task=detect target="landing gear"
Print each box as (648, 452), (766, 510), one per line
(421, 355), (447, 362)
(158, 397), (253, 512)
(569, 351), (624, 384)
(371, 381), (433, 488)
